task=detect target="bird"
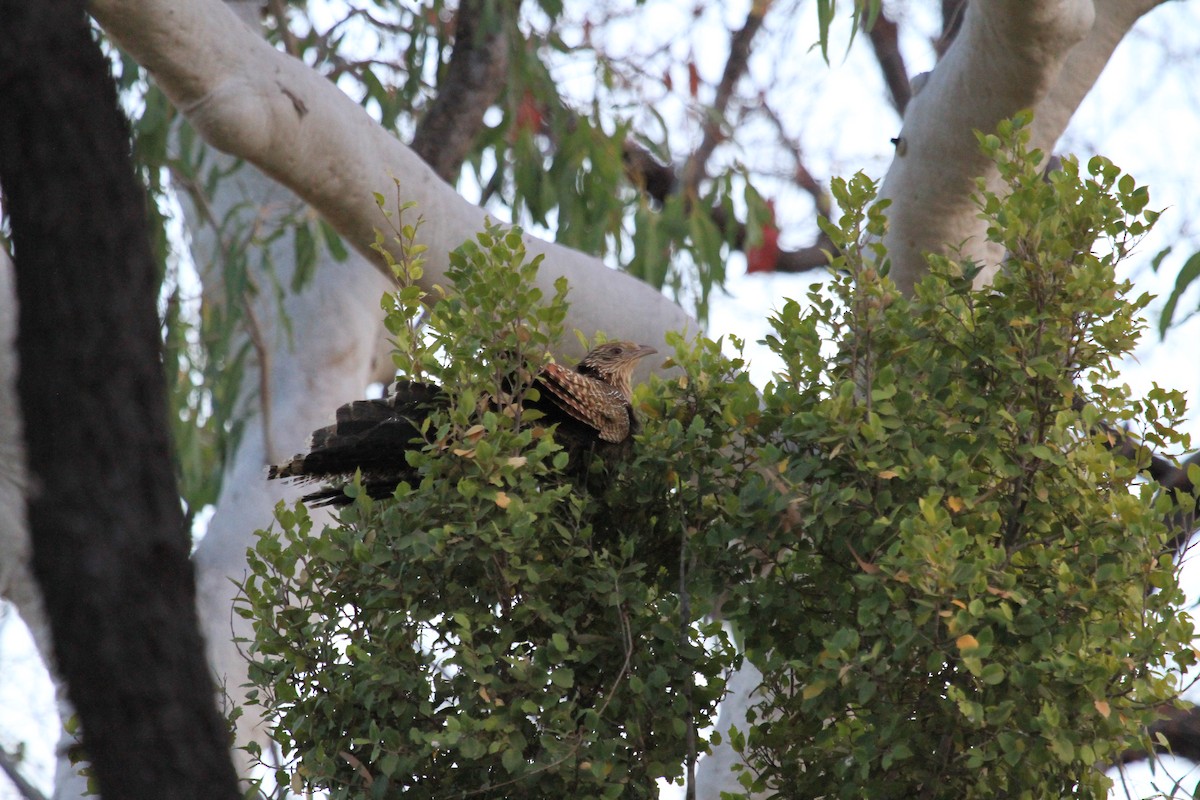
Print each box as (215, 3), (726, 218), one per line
(268, 341), (658, 506)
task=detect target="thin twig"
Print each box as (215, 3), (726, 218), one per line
(0, 745), (47, 800)
(680, 0), (774, 198)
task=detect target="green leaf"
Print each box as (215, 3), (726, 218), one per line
(1158, 251), (1200, 337)
(291, 222), (316, 292)
(549, 668), (575, 689)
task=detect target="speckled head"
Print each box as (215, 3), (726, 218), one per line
(575, 341), (658, 399)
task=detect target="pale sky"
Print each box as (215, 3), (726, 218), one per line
(3, 2), (1200, 798)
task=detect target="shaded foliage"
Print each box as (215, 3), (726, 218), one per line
(240, 219), (745, 798)
(723, 116), (1195, 799)
(240, 119), (1194, 799)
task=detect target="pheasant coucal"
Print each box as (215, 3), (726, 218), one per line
(268, 341), (658, 505)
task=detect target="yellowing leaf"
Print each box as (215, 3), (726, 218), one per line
(956, 634), (979, 651)
(464, 424), (486, 442)
(847, 544), (880, 574)
(452, 448), (475, 458)
(494, 492), (511, 509)
(506, 456), (527, 468)
(946, 496), (965, 513)
(802, 681), (826, 700)
(951, 599), (967, 610)
(1094, 699), (1111, 718)
(877, 469), (898, 479)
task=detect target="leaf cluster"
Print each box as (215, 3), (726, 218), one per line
(721, 114), (1194, 799)
(239, 220), (744, 799)
(241, 117), (1194, 800)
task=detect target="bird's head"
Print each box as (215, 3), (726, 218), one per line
(576, 341), (658, 399)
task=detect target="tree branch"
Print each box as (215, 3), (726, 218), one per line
(934, 0), (967, 59)
(1117, 704), (1200, 766)
(680, 0), (772, 197)
(864, 10), (910, 115)
(89, 0), (693, 363)
(0, 744), (47, 800)
(878, 0), (1161, 294)
(410, 0), (514, 184)
(0, 0), (242, 793)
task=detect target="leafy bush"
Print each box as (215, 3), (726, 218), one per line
(240, 218), (745, 799)
(722, 115), (1195, 799)
(240, 117), (1194, 800)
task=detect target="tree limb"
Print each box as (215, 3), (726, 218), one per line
(680, 0), (772, 198)
(0, 0), (242, 794)
(409, 0), (514, 183)
(878, 0), (1162, 294)
(1118, 704), (1200, 766)
(864, 10), (910, 115)
(0, 744), (47, 800)
(89, 0), (694, 362)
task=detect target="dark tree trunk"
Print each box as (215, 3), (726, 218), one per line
(0, 2), (241, 798)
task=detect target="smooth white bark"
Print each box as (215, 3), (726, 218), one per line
(879, 0), (1162, 293)
(88, 0), (694, 363)
(694, 659), (764, 797)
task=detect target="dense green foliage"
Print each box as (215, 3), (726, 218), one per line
(240, 217), (746, 798)
(722, 116), (1195, 798)
(241, 118), (1194, 799)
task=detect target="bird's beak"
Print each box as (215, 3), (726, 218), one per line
(633, 344), (658, 360)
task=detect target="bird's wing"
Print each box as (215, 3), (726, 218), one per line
(268, 381), (445, 479)
(536, 363), (630, 443)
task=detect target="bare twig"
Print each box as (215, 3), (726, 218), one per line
(264, 0), (299, 58)
(680, 0), (773, 198)
(864, 10), (910, 114)
(0, 745), (47, 800)
(934, 0), (967, 59)
(756, 103), (832, 215)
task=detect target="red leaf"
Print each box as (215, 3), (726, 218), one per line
(746, 199), (780, 274)
(514, 90), (543, 137)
